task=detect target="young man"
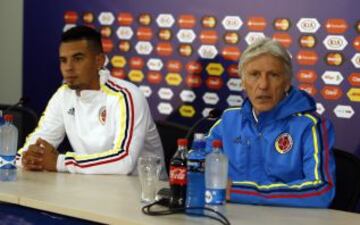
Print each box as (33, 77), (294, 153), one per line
(18, 26), (165, 176)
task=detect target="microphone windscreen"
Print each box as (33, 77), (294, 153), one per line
(208, 108), (222, 119)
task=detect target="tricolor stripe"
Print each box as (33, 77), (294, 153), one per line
(64, 80), (135, 168)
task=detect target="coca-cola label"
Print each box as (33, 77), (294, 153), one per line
(169, 166), (187, 185)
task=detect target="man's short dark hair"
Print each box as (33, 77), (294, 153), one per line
(61, 26), (103, 53)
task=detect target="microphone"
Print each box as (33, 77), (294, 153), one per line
(184, 108), (222, 140)
(3, 97), (30, 114)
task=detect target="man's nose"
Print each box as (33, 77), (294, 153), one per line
(258, 74), (269, 89)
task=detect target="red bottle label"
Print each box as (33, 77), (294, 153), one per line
(169, 166), (187, 185)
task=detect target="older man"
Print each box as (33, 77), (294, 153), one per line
(206, 38), (335, 207)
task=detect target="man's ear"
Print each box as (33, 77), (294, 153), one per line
(96, 53), (106, 70)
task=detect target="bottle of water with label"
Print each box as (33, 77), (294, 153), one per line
(0, 114), (18, 181)
(205, 139), (228, 215)
(186, 133), (206, 215)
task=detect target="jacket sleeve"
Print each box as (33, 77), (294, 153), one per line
(229, 116), (336, 208)
(56, 82), (158, 175)
(17, 86), (66, 160)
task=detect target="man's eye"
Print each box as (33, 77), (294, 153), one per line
(74, 56), (83, 62)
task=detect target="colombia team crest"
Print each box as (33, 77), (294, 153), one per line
(275, 133), (293, 154)
(99, 106), (106, 125)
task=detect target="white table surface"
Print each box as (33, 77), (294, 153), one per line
(0, 170), (359, 225)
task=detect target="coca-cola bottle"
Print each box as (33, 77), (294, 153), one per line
(169, 138), (188, 208)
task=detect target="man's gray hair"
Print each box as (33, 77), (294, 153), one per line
(238, 38), (292, 79)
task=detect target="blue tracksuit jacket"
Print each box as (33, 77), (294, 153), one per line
(206, 87), (335, 208)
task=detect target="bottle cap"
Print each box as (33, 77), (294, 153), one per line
(177, 138), (188, 146)
(212, 139), (222, 148)
(4, 114), (14, 122)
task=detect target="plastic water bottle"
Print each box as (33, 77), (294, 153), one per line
(186, 133), (206, 215)
(0, 114), (18, 181)
(205, 139), (228, 215)
(169, 138), (188, 208)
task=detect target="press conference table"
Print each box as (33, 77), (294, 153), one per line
(0, 170), (359, 225)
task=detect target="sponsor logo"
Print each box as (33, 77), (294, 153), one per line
(353, 36), (360, 51)
(98, 106), (107, 125)
(156, 14), (175, 28)
(325, 18), (348, 34)
(179, 105), (196, 118)
(227, 78), (243, 91)
(178, 44), (193, 57)
(98, 12), (115, 25)
(67, 107), (75, 116)
(275, 133), (293, 154)
(351, 53), (360, 68)
(136, 27), (153, 41)
(316, 103), (325, 115)
(299, 35), (317, 48)
(129, 57), (144, 70)
(202, 16), (217, 28)
(273, 18), (291, 31)
(224, 32), (239, 44)
(177, 29), (196, 43)
(272, 33), (292, 48)
(200, 30), (218, 44)
(298, 84), (317, 96)
(158, 87), (174, 100)
(100, 26), (112, 38)
(333, 105), (354, 119)
(64, 11), (78, 24)
(82, 12), (94, 24)
(135, 41), (153, 55)
(111, 68), (126, 79)
(321, 86), (343, 100)
(296, 18), (320, 33)
(116, 26), (134, 40)
(356, 20), (360, 33)
(138, 13), (152, 26)
(157, 102), (173, 115)
(348, 73), (360, 86)
(347, 88), (360, 102)
(186, 61), (202, 74)
(325, 52), (344, 66)
(102, 38), (114, 53)
(166, 60), (182, 73)
(198, 45), (218, 59)
(169, 166), (187, 185)
(156, 42), (173, 56)
(118, 41), (131, 52)
(227, 95), (243, 106)
(128, 70), (144, 83)
(203, 92), (220, 105)
(186, 75), (202, 88)
(139, 85), (152, 98)
(222, 16), (243, 30)
(202, 108), (214, 118)
(158, 29), (172, 41)
(323, 35), (348, 51)
(147, 71), (162, 84)
(111, 55), (126, 68)
(165, 73), (182, 86)
(205, 77), (223, 90)
(245, 32), (266, 45)
(206, 63), (224, 76)
(147, 58), (163, 71)
(180, 90), (196, 102)
(117, 13), (133, 25)
(321, 71), (344, 85)
(247, 16), (267, 31)
(227, 64), (240, 77)
(296, 70), (317, 83)
(178, 14), (196, 28)
(296, 50), (318, 65)
(221, 46), (241, 61)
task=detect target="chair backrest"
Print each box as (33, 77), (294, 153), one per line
(155, 120), (189, 174)
(0, 104), (38, 149)
(330, 148), (360, 212)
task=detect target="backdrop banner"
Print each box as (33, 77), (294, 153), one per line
(23, 0), (360, 156)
